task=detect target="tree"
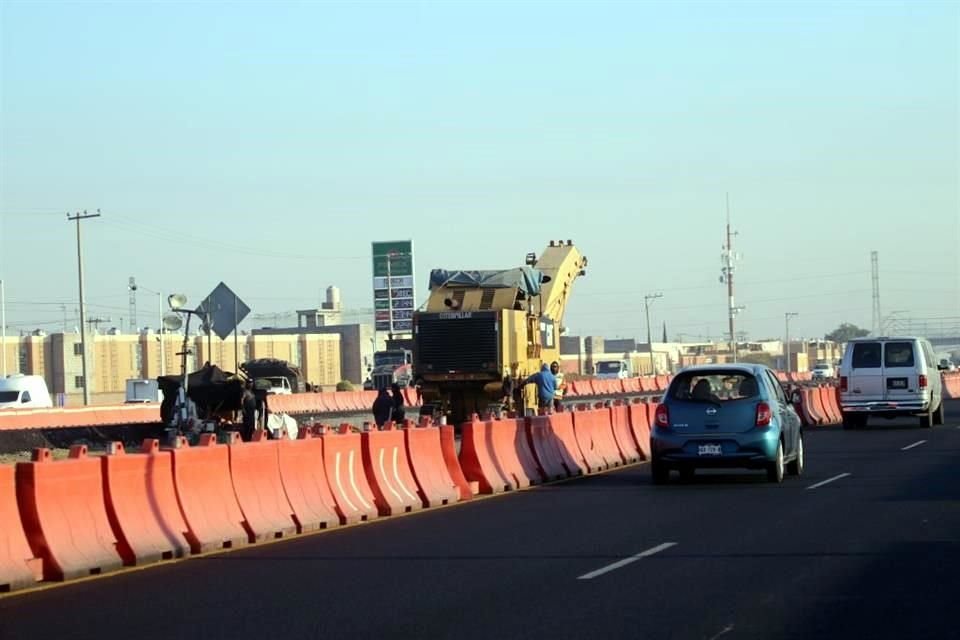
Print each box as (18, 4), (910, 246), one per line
(335, 380), (354, 392)
(825, 323), (870, 342)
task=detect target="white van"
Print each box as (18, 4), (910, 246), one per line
(838, 336), (944, 429)
(0, 374), (54, 409)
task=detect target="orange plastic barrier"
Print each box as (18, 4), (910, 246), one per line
(654, 376), (669, 392)
(943, 372), (960, 399)
(362, 427), (423, 516)
(277, 433), (342, 530)
(797, 389), (819, 426)
(810, 388), (830, 425)
(571, 409), (612, 473)
(512, 418), (543, 484)
(459, 416), (513, 494)
(404, 425), (459, 507)
(0, 464), (41, 592)
(487, 418), (539, 489)
(547, 411), (587, 476)
(101, 440), (191, 566)
(566, 380), (588, 396)
(623, 378), (642, 394)
(16, 446), (123, 581)
(608, 405), (640, 463)
(170, 434), (250, 553)
(228, 433), (297, 541)
(527, 415), (569, 481)
(818, 387), (840, 425)
(439, 424), (474, 500)
(322, 430), (379, 522)
(639, 377), (656, 393)
(627, 403), (651, 460)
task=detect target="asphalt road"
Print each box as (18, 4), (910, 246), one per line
(2, 403), (958, 640)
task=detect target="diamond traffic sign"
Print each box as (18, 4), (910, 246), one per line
(196, 282), (250, 340)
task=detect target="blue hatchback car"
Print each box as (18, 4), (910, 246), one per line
(650, 364), (803, 484)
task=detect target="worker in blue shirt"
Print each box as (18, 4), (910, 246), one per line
(522, 363), (557, 413)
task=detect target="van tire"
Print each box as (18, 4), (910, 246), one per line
(920, 409), (934, 429)
(933, 400), (945, 426)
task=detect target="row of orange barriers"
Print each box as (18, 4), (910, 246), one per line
(943, 372), (960, 400)
(794, 386), (842, 426)
(0, 389), (422, 432)
(0, 402), (657, 593)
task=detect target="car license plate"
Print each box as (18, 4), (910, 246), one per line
(888, 378), (907, 389)
(698, 444), (722, 456)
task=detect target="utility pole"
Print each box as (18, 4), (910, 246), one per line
(644, 292), (663, 375)
(68, 209), (100, 406)
(720, 194), (743, 363)
(785, 312), (799, 373)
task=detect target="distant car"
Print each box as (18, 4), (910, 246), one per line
(811, 363), (835, 380)
(838, 336), (944, 429)
(650, 364), (804, 484)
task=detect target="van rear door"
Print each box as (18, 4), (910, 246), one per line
(882, 341), (919, 403)
(848, 341), (883, 401)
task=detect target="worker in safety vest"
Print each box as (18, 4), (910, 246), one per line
(550, 361), (565, 411)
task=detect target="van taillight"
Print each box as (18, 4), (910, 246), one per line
(919, 374), (928, 389)
(756, 402), (772, 428)
(840, 376), (848, 392)
(655, 404), (669, 428)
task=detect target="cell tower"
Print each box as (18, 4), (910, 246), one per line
(128, 276), (137, 334)
(719, 194), (744, 361)
(870, 251), (881, 334)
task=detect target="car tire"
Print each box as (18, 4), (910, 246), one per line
(919, 409), (934, 429)
(651, 459), (669, 485)
(679, 467), (695, 482)
(787, 432), (804, 476)
(934, 400), (945, 426)
(767, 440), (784, 483)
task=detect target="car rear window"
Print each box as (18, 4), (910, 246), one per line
(852, 342), (882, 368)
(670, 371), (760, 403)
(0, 391), (19, 403)
(884, 342), (915, 368)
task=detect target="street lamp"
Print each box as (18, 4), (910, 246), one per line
(784, 312), (799, 373)
(135, 284), (167, 377)
(644, 293), (663, 375)
(165, 293), (208, 430)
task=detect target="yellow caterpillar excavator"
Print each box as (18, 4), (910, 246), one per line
(413, 240), (587, 425)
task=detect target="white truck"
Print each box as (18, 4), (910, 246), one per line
(594, 359), (631, 380)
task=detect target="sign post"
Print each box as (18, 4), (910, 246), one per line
(372, 240), (415, 348)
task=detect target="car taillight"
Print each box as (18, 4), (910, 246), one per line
(840, 376), (848, 392)
(919, 374), (928, 389)
(756, 402), (772, 428)
(655, 404), (669, 428)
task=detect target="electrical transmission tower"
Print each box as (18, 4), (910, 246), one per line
(871, 251), (881, 335)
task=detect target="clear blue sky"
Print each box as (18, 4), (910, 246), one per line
(1, 1), (957, 342)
